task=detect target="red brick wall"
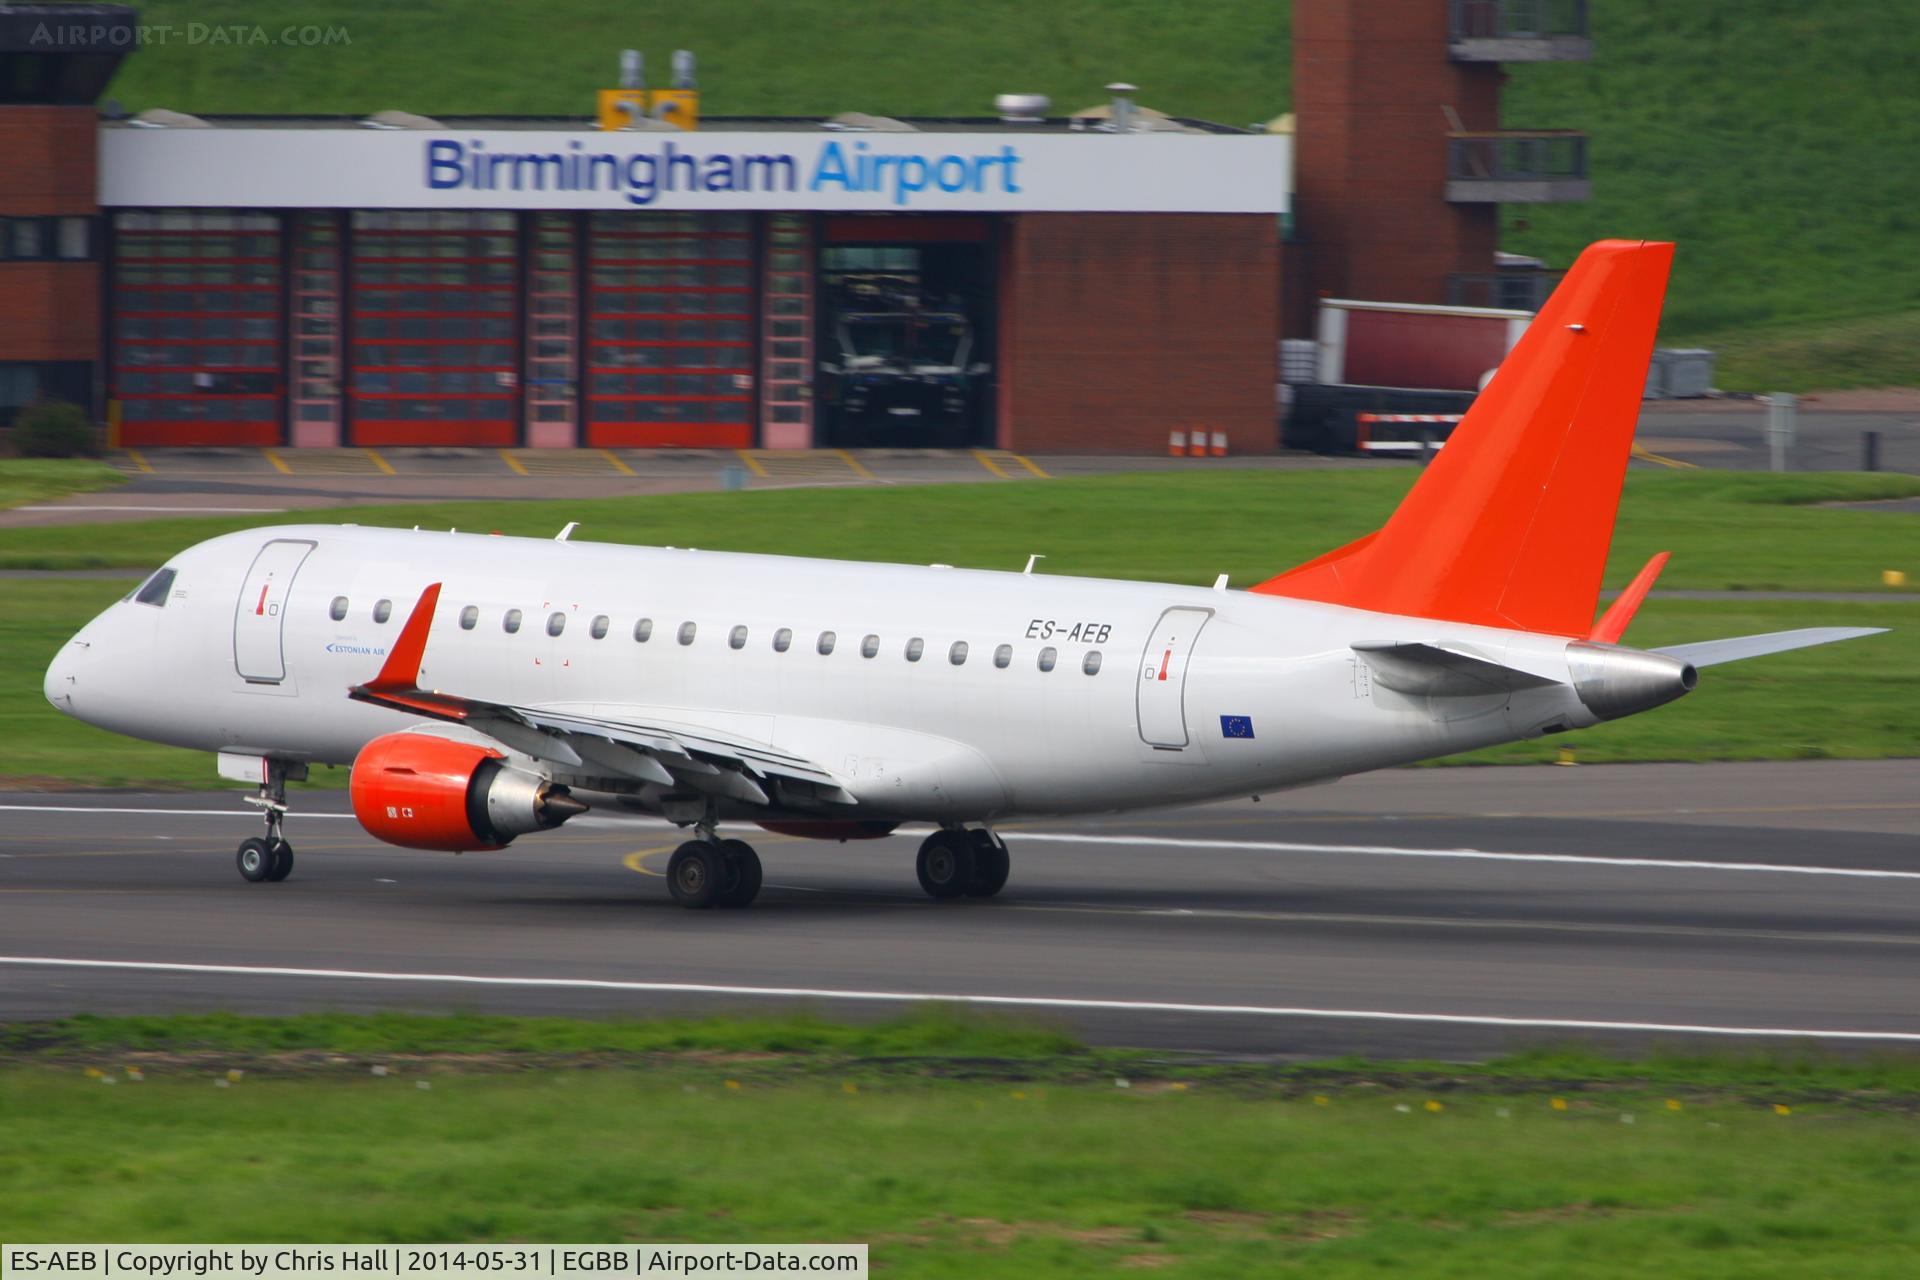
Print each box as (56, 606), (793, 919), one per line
(997, 214), (1280, 454)
(1292, 0), (1500, 329)
(0, 106), (101, 363)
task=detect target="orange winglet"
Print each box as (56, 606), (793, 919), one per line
(363, 582), (442, 693)
(1588, 552), (1669, 644)
(1253, 240), (1675, 637)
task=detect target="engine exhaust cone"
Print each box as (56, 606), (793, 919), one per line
(538, 788), (590, 824)
(1566, 641), (1697, 723)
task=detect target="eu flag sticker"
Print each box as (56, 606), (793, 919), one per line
(1220, 715), (1256, 739)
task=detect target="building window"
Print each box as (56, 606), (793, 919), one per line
(504, 608), (523, 634)
(590, 615), (609, 639)
(949, 641), (969, 666)
(329, 596), (349, 621)
(1083, 650), (1103, 675)
(678, 621), (697, 645)
(905, 637), (924, 662)
(1037, 647), (1057, 672)
(729, 625), (748, 650)
(860, 634), (880, 658)
(817, 630), (836, 656)
(634, 617), (654, 642)
(773, 627), (793, 652)
(56, 217), (92, 261)
(459, 606), (479, 630)
(547, 612), (567, 637)
(5, 218), (43, 260)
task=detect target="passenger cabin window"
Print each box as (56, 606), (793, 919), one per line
(861, 634), (880, 659)
(993, 643), (1012, 669)
(949, 641), (969, 666)
(773, 628), (793, 653)
(729, 625), (748, 650)
(634, 617), (654, 642)
(817, 630), (836, 656)
(373, 598), (393, 624)
(590, 615), (609, 639)
(1083, 650), (1103, 675)
(328, 595), (348, 621)
(134, 568), (177, 608)
(547, 612), (566, 637)
(677, 621), (697, 645)
(905, 637), (924, 663)
(503, 608), (523, 634)
(459, 606), (479, 630)
(1037, 647), (1057, 672)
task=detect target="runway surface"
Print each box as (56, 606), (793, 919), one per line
(2, 759), (1917, 1059)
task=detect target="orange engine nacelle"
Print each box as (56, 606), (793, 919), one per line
(349, 733), (588, 852)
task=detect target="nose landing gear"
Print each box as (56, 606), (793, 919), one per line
(916, 827), (1009, 900)
(236, 759), (302, 883)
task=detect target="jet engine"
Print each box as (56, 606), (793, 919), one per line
(348, 733), (588, 851)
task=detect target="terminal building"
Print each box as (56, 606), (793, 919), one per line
(0, 1), (1590, 453)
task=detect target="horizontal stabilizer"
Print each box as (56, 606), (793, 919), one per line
(1654, 627), (1887, 668)
(1353, 641), (1562, 697)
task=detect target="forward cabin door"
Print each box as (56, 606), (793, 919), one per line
(1136, 607), (1212, 748)
(233, 539), (316, 683)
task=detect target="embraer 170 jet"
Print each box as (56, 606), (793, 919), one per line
(44, 241), (1882, 909)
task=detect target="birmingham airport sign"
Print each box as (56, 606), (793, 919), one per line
(98, 129), (1291, 214)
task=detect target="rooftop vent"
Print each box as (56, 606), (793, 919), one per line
(994, 93), (1051, 123)
(1106, 82), (1138, 133)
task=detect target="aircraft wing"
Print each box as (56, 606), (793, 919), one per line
(347, 584), (854, 809)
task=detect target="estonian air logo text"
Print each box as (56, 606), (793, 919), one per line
(326, 643), (388, 657)
(425, 139), (1022, 208)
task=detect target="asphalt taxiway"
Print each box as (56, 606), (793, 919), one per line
(2, 760), (1916, 1059)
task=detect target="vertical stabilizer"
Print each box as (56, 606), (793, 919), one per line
(1254, 240), (1674, 637)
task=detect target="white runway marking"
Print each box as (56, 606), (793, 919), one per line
(2, 955), (1917, 1043)
(14, 505), (287, 514)
(1012, 831), (1920, 881)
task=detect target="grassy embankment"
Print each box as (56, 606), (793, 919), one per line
(4, 1013), (1920, 1272)
(0, 458), (125, 510)
(110, 0), (1920, 388)
(6, 470), (1915, 786)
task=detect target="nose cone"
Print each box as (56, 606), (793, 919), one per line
(45, 641), (82, 714)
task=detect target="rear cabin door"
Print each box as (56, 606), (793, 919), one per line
(233, 539), (315, 683)
(1136, 607), (1212, 748)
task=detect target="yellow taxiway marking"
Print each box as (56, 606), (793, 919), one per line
(263, 449), (294, 475)
(1630, 443), (1698, 471)
(124, 449), (155, 475)
(736, 449), (770, 478)
(364, 447), (397, 475)
(622, 845), (679, 877)
(834, 449), (877, 481)
(1011, 453), (1050, 479)
(600, 448), (637, 476)
(972, 449), (1011, 479)
(499, 449), (531, 476)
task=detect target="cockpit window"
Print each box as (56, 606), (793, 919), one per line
(133, 568), (176, 608)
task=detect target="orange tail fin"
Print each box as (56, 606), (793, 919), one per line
(1253, 239), (1674, 637)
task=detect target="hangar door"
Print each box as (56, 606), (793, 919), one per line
(1136, 607), (1212, 748)
(233, 539), (315, 684)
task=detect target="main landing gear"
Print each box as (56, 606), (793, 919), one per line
(916, 827), (1010, 901)
(236, 759), (302, 883)
(667, 833), (764, 909)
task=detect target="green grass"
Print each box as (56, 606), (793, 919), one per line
(106, 2), (1920, 387)
(0, 459), (125, 510)
(5, 1059), (1920, 1273)
(1690, 311), (1920, 395)
(6, 473), (1915, 785)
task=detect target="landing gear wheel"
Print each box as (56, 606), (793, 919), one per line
(667, 840), (726, 909)
(716, 839), (764, 908)
(236, 837), (273, 883)
(964, 831), (1009, 898)
(916, 829), (977, 900)
(265, 839), (295, 882)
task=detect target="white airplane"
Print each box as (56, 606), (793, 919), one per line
(44, 240), (1882, 908)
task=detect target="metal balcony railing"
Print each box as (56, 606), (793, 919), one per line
(1447, 271), (1564, 311)
(1450, 0), (1592, 61)
(1445, 131), (1590, 202)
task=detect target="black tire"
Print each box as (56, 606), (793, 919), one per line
(666, 840), (725, 909)
(964, 832), (1010, 898)
(716, 838), (764, 908)
(916, 830), (977, 900)
(236, 837), (273, 883)
(265, 839), (294, 882)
